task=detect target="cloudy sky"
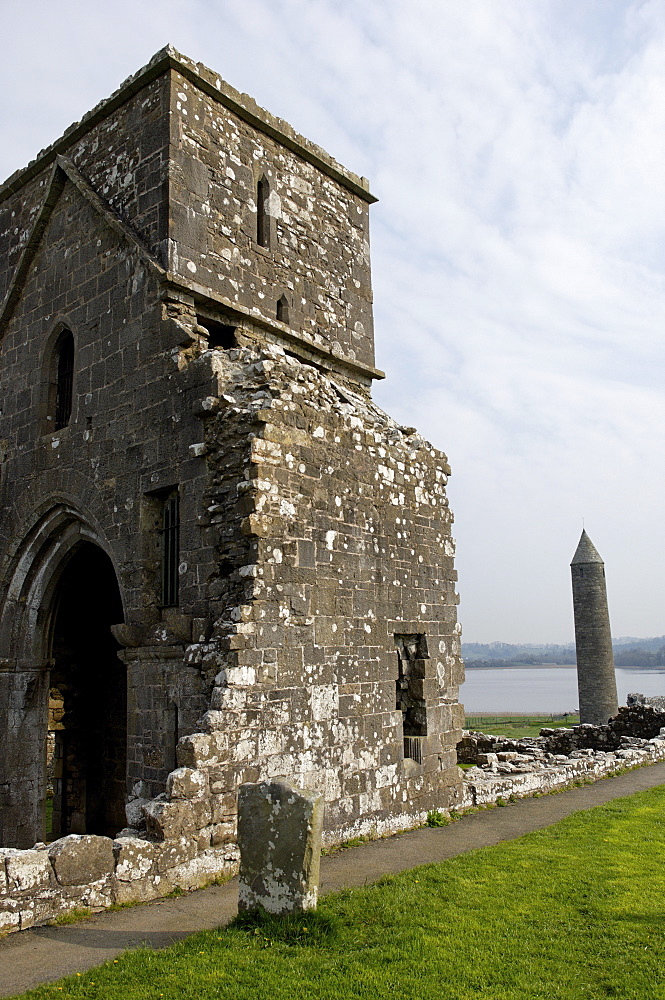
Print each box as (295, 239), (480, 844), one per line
(1, 0), (664, 644)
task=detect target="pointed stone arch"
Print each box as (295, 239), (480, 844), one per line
(0, 504), (126, 846)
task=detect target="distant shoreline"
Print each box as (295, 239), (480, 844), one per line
(464, 662), (665, 670)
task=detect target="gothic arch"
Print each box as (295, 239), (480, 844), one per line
(0, 503), (123, 669)
(0, 504), (126, 845)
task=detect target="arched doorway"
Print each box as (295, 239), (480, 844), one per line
(47, 542), (126, 838)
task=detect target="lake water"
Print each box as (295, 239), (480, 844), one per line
(461, 666), (665, 714)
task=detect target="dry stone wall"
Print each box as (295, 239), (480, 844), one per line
(458, 702), (665, 808)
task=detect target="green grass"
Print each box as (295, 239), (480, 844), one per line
(49, 907), (92, 926)
(465, 714), (580, 739)
(11, 784), (665, 1000)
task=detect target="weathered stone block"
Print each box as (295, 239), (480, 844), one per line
(210, 820), (236, 845)
(177, 733), (214, 768)
(163, 845), (239, 894)
(210, 791), (237, 824)
(48, 835), (115, 886)
(79, 879), (115, 909)
(238, 779), (323, 914)
(113, 837), (157, 882)
(144, 798), (212, 840)
(0, 898), (21, 933)
(4, 849), (52, 892)
(154, 835), (199, 873)
(166, 767), (208, 800)
(114, 877), (164, 906)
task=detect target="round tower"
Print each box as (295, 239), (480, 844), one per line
(570, 530), (618, 725)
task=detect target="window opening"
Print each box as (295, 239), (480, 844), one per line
(196, 315), (237, 349)
(54, 331), (74, 430)
(395, 634), (428, 762)
(276, 295), (289, 325)
(160, 492), (180, 607)
(257, 176), (269, 248)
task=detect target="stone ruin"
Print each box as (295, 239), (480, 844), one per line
(458, 700), (665, 808)
(0, 49), (465, 931)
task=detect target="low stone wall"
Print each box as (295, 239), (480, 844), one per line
(458, 701), (665, 808)
(461, 735), (665, 808)
(0, 830), (238, 934)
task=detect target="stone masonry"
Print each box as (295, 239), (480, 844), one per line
(0, 44), (465, 920)
(570, 531), (618, 726)
(458, 701), (665, 808)
(0, 701), (663, 935)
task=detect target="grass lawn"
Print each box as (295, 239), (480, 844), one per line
(465, 714), (580, 739)
(11, 785), (665, 1000)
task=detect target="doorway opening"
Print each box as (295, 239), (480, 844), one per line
(47, 543), (126, 839)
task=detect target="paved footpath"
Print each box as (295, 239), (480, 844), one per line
(2, 762), (665, 998)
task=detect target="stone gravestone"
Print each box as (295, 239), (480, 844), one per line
(237, 779), (323, 914)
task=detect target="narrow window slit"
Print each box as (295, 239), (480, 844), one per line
(276, 295), (289, 324)
(257, 177), (269, 248)
(160, 492), (180, 607)
(54, 331), (74, 430)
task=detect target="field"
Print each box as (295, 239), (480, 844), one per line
(464, 713), (580, 738)
(11, 784), (665, 1000)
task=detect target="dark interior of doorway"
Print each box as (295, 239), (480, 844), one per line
(48, 543), (126, 839)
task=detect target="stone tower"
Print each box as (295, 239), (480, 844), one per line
(570, 530), (618, 725)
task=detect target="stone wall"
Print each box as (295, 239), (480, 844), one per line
(3, 702), (665, 935)
(0, 831), (238, 934)
(167, 59), (376, 369)
(137, 338), (464, 846)
(458, 702), (665, 808)
(0, 154), (215, 842)
(0, 69), (170, 303)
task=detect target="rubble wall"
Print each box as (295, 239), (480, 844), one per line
(137, 341), (464, 848)
(2, 703), (665, 935)
(458, 702), (665, 808)
(0, 832), (238, 934)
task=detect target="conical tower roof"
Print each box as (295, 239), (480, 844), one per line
(571, 529), (604, 565)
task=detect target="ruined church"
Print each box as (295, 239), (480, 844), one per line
(0, 48), (464, 860)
